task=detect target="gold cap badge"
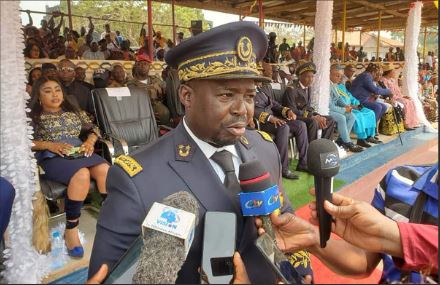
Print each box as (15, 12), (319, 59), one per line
(237, 36), (253, 62)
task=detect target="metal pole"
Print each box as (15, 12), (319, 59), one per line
(303, 23), (306, 46)
(376, 10), (382, 60)
(403, 27), (406, 52)
(258, 0), (263, 28)
(422, 26), (427, 60)
(147, 0), (153, 60)
(18, 9), (189, 28)
(172, 0), (176, 44)
(342, 0), (347, 62)
(359, 30), (362, 46)
(67, 0), (73, 31)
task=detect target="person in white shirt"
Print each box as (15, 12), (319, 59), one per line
(425, 51), (433, 70)
(82, 40), (106, 60)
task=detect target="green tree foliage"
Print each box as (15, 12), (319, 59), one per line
(59, 0), (206, 47)
(390, 27), (438, 54)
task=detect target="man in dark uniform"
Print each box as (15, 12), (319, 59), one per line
(89, 21), (312, 284)
(282, 62), (336, 142)
(254, 62), (309, 177)
(127, 54), (171, 126)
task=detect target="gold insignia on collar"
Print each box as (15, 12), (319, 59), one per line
(178, 144), (191, 157)
(237, 36), (253, 62)
(114, 155), (143, 177)
(240, 136), (249, 145)
(257, 130), (273, 142)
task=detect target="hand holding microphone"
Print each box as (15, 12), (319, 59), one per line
(308, 189), (401, 257)
(307, 138), (340, 248)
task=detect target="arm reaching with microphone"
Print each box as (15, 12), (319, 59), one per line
(256, 189), (438, 276)
(309, 189), (402, 258)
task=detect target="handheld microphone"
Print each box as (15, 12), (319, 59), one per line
(131, 191), (200, 284)
(307, 139), (340, 248)
(238, 160), (281, 240)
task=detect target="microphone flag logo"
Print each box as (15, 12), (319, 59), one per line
(320, 151), (339, 169)
(245, 199), (263, 209)
(158, 207), (181, 229)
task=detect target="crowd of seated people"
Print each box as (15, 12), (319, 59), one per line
(22, 11), (184, 62)
(24, 56), (435, 187)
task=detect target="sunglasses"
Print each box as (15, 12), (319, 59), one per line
(59, 67), (75, 72)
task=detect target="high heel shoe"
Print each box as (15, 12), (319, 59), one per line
(64, 233), (84, 258)
(67, 245), (84, 258)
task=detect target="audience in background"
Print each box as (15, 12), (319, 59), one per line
(26, 67), (42, 95)
(108, 64), (127, 87)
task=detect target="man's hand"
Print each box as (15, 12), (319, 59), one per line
(86, 264), (108, 284)
(308, 188), (402, 257)
(344, 105), (353, 113)
(255, 213), (319, 253)
(269, 116), (286, 127)
(312, 115), (327, 129)
(231, 252), (251, 284)
(286, 109), (297, 120)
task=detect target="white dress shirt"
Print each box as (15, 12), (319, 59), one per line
(183, 117), (242, 183)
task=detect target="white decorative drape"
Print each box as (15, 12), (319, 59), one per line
(311, 0), (333, 115)
(401, 2), (436, 133)
(1, 1), (50, 283)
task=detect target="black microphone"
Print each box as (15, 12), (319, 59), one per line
(307, 139), (340, 248)
(238, 160), (280, 241)
(131, 191), (200, 284)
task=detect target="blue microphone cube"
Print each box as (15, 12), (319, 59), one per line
(239, 185), (281, 216)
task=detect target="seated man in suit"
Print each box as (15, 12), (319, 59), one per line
(282, 62), (336, 142)
(254, 62), (309, 179)
(89, 21), (313, 283)
(350, 63), (391, 129)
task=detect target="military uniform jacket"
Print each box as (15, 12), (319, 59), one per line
(254, 84), (290, 124)
(89, 122), (294, 284)
(282, 80), (318, 119)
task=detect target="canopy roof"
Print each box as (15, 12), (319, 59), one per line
(158, 0), (438, 31)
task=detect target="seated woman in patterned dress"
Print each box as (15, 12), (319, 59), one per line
(29, 77), (110, 258)
(420, 75), (438, 122)
(380, 66), (420, 130)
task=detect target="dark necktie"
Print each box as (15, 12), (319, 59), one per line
(211, 150), (244, 243)
(210, 150), (241, 193)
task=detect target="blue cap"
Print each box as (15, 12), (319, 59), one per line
(165, 21), (270, 82)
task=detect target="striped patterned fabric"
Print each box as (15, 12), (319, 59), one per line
(371, 163), (438, 283)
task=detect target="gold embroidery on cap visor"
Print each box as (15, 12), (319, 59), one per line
(298, 66), (316, 75)
(177, 50), (258, 82)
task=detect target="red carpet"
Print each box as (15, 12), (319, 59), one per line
(295, 205), (382, 284)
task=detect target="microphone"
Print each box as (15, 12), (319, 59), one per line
(238, 160), (281, 240)
(307, 139), (340, 248)
(132, 191), (200, 284)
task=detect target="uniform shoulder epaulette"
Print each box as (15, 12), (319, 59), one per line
(114, 155), (143, 177)
(257, 130), (273, 142)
